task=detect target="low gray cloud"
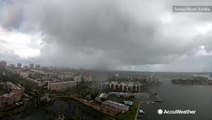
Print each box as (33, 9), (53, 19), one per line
(1, 0), (212, 71)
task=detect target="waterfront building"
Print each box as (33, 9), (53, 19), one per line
(109, 92), (134, 98)
(102, 100), (129, 113)
(124, 101), (133, 106)
(101, 81), (142, 92)
(95, 93), (109, 102)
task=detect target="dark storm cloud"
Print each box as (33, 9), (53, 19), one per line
(20, 1), (178, 65)
(2, 0), (212, 71)
(0, 0), (23, 30)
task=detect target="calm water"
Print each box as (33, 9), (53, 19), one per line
(141, 78), (212, 120)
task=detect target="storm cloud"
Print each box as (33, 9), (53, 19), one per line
(1, 0), (212, 71)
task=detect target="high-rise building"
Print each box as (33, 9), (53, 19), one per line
(23, 66), (29, 70)
(0, 61), (7, 68)
(9, 64), (15, 69)
(17, 63), (22, 69)
(29, 63), (34, 69)
(35, 64), (41, 70)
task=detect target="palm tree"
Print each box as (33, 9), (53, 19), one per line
(132, 85), (136, 93)
(119, 84), (123, 92)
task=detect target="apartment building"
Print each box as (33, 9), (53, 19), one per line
(102, 100), (129, 113)
(47, 81), (76, 91)
(101, 81), (142, 92)
(0, 82), (24, 108)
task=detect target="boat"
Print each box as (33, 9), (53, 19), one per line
(139, 109), (145, 114)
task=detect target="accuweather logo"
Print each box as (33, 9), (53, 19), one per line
(157, 109), (196, 115)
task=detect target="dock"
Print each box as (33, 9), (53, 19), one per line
(134, 101), (141, 120)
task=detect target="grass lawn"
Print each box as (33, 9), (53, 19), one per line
(116, 100), (140, 120)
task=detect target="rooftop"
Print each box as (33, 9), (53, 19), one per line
(103, 100), (129, 111)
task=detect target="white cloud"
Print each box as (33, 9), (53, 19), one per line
(160, 13), (173, 24)
(0, 26), (44, 59)
(195, 45), (212, 56)
(195, 23), (212, 35)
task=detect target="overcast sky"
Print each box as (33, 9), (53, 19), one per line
(0, 0), (212, 72)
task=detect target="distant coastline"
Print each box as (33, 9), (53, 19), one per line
(171, 78), (212, 85)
